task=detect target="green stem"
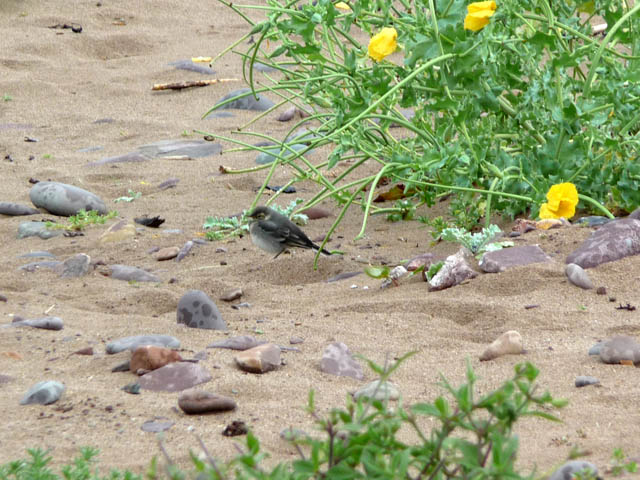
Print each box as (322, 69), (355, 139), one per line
(578, 194), (614, 219)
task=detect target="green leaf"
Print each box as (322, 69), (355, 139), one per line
(364, 265), (390, 279)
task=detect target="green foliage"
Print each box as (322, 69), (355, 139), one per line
(426, 260), (445, 280)
(440, 224), (514, 257)
(114, 190), (142, 203)
(609, 448), (638, 476)
(45, 210), (118, 231)
(2, 93), (12, 102)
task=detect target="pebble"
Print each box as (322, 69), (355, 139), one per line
(87, 151), (150, 166)
(0, 202), (40, 216)
(326, 271), (361, 283)
(588, 342), (604, 356)
(405, 252), (435, 271)
(479, 331), (524, 361)
(549, 460), (598, 480)
(235, 343), (281, 373)
(301, 207), (332, 220)
(18, 251), (56, 259)
(136, 139), (222, 159)
(354, 380), (399, 401)
(20, 380), (65, 405)
(575, 376), (600, 387)
(18, 260), (62, 273)
(565, 263), (594, 289)
(178, 390), (237, 414)
(99, 220), (136, 244)
(106, 334), (180, 354)
(222, 420), (248, 437)
(7, 317), (64, 331)
(157, 178), (179, 190)
(599, 335), (640, 365)
(480, 245), (551, 273)
(130, 346), (182, 374)
(215, 88), (275, 111)
(220, 288), (243, 302)
(138, 362), (212, 392)
(577, 215), (611, 227)
(141, 419), (174, 432)
(169, 59), (216, 75)
(177, 290), (226, 330)
(428, 249), (478, 291)
(60, 253), (91, 278)
(381, 265), (408, 289)
(535, 218), (564, 230)
(153, 246), (179, 261)
(29, 181), (107, 216)
(73, 347), (94, 356)
(17, 221), (62, 240)
(109, 264), (161, 282)
(176, 240), (194, 262)
(566, 215), (640, 268)
(0, 294), (7, 302)
(208, 335), (264, 350)
(320, 342), (364, 380)
(289, 336), (304, 345)
(122, 382), (141, 394)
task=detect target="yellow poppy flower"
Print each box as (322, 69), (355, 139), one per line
(539, 183), (578, 219)
(464, 1), (497, 32)
(368, 27), (397, 62)
(334, 2), (352, 11)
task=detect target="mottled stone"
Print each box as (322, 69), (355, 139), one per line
(215, 88), (275, 111)
(208, 335), (263, 350)
(60, 253), (90, 278)
(138, 362), (212, 392)
(480, 331), (524, 361)
(9, 317), (63, 331)
(235, 344), (281, 373)
(99, 220), (136, 244)
(320, 342), (364, 380)
(565, 263), (594, 289)
(20, 380), (65, 405)
(130, 346), (182, 373)
(354, 380), (399, 401)
(599, 335), (640, 365)
(575, 376), (600, 387)
(0, 202), (40, 216)
(549, 460), (598, 480)
(106, 334), (180, 354)
(428, 249), (478, 290)
(109, 265), (160, 282)
(566, 217), (640, 268)
(29, 181), (107, 216)
(153, 246), (179, 261)
(17, 222), (62, 240)
(177, 290), (226, 330)
(480, 245), (551, 273)
(178, 390), (237, 414)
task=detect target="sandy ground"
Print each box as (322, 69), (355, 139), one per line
(1, 0), (640, 477)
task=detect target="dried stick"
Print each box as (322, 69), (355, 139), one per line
(152, 78), (239, 91)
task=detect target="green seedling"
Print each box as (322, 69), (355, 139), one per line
(114, 190), (141, 203)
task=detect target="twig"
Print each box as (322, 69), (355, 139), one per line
(152, 78), (239, 91)
(194, 434), (226, 479)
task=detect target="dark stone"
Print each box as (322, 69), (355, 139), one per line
(566, 217), (640, 268)
(20, 381), (65, 405)
(168, 59), (216, 75)
(222, 420), (248, 437)
(549, 460), (599, 480)
(575, 376), (600, 387)
(178, 390), (237, 414)
(480, 245), (551, 273)
(60, 253), (90, 278)
(0, 202), (40, 216)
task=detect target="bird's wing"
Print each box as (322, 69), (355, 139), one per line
(259, 218), (289, 244)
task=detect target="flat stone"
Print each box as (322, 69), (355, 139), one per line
(109, 264), (161, 282)
(20, 380), (65, 405)
(29, 181), (107, 217)
(169, 59), (216, 75)
(60, 253), (91, 278)
(178, 390), (237, 414)
(354, 380), (399, 401)
(18, 260), (62, 273)
(87, 151), (151, 166)
(320, 342), (364, 380)
(405, 253), (435, 271)
(220, 288), (243, 302)
(175, 241), (194, 262)
(177, 290), (226, 330)
(549, 460), (598, 480)
(18, 251), (56, 259)
(0, 202), (40, 216)
(17, 221), (62, 240)
(565, 263), (594, 289)
(575, 376), (600, 387)
(137, 139), (222, 159)
(566, 217), (640, 268)
(235, 343), (281, 373)
(130, 346), (182, 373)
(480, 245), (551, 273)
(577, 216), (611, 227)
(153, 246), (179, 261)
(599, 335), (640, 365)
(138, 362), (211, 392)
(141, 418), (174, 432)
(207, 335), (263, 350)
(99, 220), (136, 244)
(480, 331), (524, 361)
(9, 317), (63, 331)
(428, 249), (478, 290)
(106, 334), (180, 354)
(214, 88), (275, 111)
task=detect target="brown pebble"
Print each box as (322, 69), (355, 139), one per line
(596, 286), (607, 295)
(73, 347), (94, 356)
(153, 246), (180, 261)
(130, 346), (182, 373)
(178, 390), (237, 414)
(289, 336), (304, 344)
(220, 288), (243, 302)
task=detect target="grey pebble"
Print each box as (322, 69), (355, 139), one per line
(18, 260), (63, 272)
(60, 253), (90, 278)
(141, 418), (174, 432)
(549, 460), (599, 480)
(109, 264), (161, 282)
(138, 362), (212, 392)
(354, 380), (399, 401)
(320, 342), (364, 380)
(176, 240), (194, 262)
(7, 317), (64, 331)
(106, 334), (180, 354)
(17, 221), (62, 240)
(29, 181), (107, 216)
(169, 59), (216, 75)
(214, 88), (275, 111)
(575, 376), (600, 387)
(20, 380), (65, 405)
(565, 263), (594, 289)
(480, 245), (551, 273)
(18, 251), (56, 259)
(0, 202), (40, 216)
(177, 290), (226, 330)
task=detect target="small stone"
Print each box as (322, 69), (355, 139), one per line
(0, 294), (7, 302)
(141, 418), (174, 432)
(535, 218), (564, 230)
(122, 382), (141, 394)
(10, 317), (64, 330)
(428, 249), (478, 290)
(177, 290), (226, 330)
(220, 288), (243, 302)
(588, 342), (604, 356)
(575, 376), (600, 387)
(111, 361), (130, 372)
(208, 335), (263, 350)
(222, 420), (248, 437)
(60, 253), (91, 278)
(599, 335), (640, 365)
(289, 336), (304, 345)
(301, 206), (332, 220)
(138, 362), (212, 392)
(577, 216), (611, 227)
(153, 246), (179, 261)
(109, 265), (161, 282)
(565, 263), (594, 289)
(354, 380), (399, 401)
(18, 260), (63, 273)
(178, 390), (237, 414)
(320, 342), (364, 380)
(29, 181), (107, 216)
(596, 286), (607, 295)
(99, 220), (136, 244)
(480, 331), (524, 361)
(235, 343), (281, 373)
(106, 334), (180, 354)
(175, 241), (194, 262)
(73, 347), (94, 356)
(130, 346), (182, 373)
(17, 221), (62, 240)
(0, 202), (40, 216)
(215, 88), (275, 111)
(549, 460), (598, 480)
(480, 245), (551, 273)
(280, 427), (307, 442)
(381, 266), (408, 289)
(405, 253), (435, 271)
(20, 380), (65, 405)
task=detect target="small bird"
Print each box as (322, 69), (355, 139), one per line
(247, 206), (332, 258)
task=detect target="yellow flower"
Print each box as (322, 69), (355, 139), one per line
(334, 2), (352, 11)
(368, 27), (397, 62)
(539, 183), (578, 219)
(464, 1), (497, 32)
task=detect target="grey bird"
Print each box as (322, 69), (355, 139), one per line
(247, 206), (332, 258)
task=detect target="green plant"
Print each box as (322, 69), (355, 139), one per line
(439, 224), (513, 257)
(114, 190), (142, 203)
(609, 447), (638, 476)
(45, 210), (118, 231)
(2, 93), (12, 102)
